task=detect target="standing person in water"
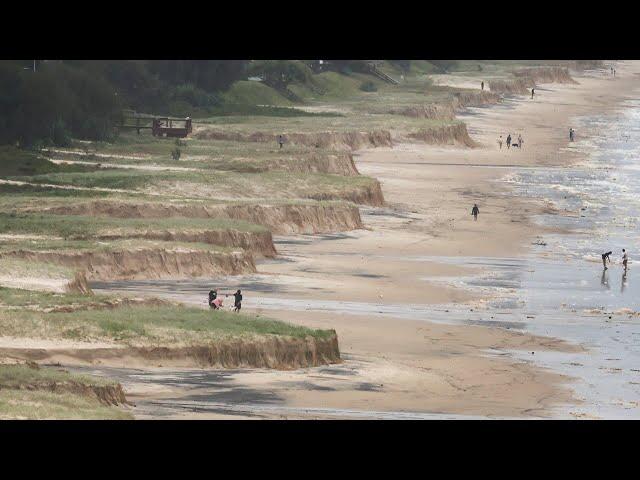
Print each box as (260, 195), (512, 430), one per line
(472, 204), (480, 221)
(497, 135), (503, 150)
(622, 249), (629, 271)
(602, 251), (612, 270)
(506, 134), (512, 149)
(232, 289), (243, 312)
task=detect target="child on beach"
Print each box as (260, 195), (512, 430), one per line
(208, 290), (217, 308)
(212, 297), (224, 310)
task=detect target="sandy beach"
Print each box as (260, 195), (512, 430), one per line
(86, 61), (640, 419)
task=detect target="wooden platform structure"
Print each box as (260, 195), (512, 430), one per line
(119, 111), (193, 138)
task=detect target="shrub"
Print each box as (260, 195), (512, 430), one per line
(360, 81), (377, 92)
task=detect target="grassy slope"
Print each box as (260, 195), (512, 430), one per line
(0, 364), (131, 420)
(10, 168), (379, 203)
(0, 287), (335, 344)
(222, 80), (292, 106)
(0, 212), (269, 238)
(0, 146), (93, 177)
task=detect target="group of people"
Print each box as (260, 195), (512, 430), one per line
(208, 289), (243, 312)
(497, 133), (524, 150)
(602, 250), (629, 271)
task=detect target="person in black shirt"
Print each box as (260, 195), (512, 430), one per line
(233, 289), (243, 312)
(602, 251), (612, 270)
(472, 204), (480, 221)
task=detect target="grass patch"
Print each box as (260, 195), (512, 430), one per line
(221, 80), (293, 106)
(0, 287), (335, 346)
(0, 363), (113, 387)
(0, 146), (94, 177)
(0, 286), (95, 308)
(0, 364), (131, 420)
(0, 389), (132, 420)
(11, 168), (380, 203)
(0, 212), (268, 239)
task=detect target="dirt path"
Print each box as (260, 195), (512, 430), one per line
(49, 158), (200, 172)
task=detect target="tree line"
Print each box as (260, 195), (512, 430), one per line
(0, 60), (457, 147)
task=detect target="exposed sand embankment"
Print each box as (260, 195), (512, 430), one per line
(491, 66), (577, 95)
(406, 123), (477, 147)
(269, 152), (360, 176)
(393, 91), (501, 120)
(1, 333), (341, 370)
(195, 128), (393, 150)
(1, 248), (255, 281)
(39, 201), (365, 235)
(94, 229), (277, 258)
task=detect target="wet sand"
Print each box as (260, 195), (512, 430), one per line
(92, 62), (640, 419)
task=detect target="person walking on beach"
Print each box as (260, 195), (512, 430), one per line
(518, 134), (524, 150)
(622, 249), (629, 271)
(569, 128), (575, 142)
(497, 135), (503, 150)
(602, 251), (612, 270)
(278, 134), (285, 149)
(531, 88), (535, 99)
(506, 134), (512, 149)
(471, 203), (480, 221)
(481, 81), (484, 91)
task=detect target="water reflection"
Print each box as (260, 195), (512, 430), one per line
(601, 269), (610, 290)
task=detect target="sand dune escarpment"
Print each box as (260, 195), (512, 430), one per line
(194, 129), (393, 150)
(407, 123), (477, 147)
(2, 333), (342, 370)
(1, 248), (256, 281)
(37, 201), (365, 235)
